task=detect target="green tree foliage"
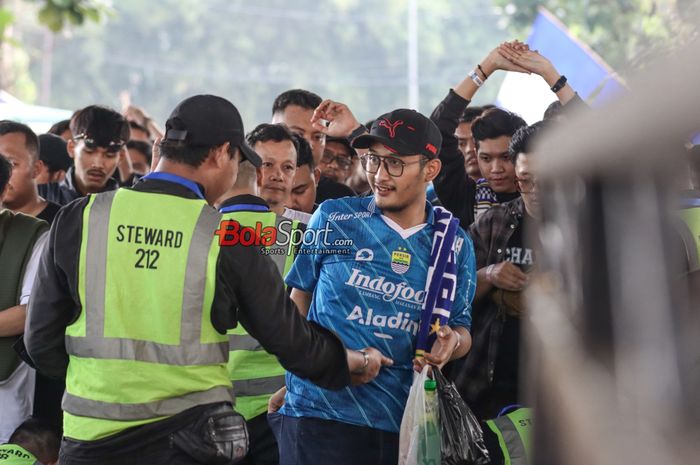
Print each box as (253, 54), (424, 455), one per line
(492, 0), (699, 71)
(33, 0), (104, 32)
(20, 0), (512, 127)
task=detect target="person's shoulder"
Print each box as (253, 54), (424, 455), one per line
(0, 209), (48, 231)
(318, 195), (372, 215)
(52, 196), (90, 229)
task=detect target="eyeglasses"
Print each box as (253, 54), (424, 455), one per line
(360, 153), (427, 177)
(74, 134), (125, 154)
(320, 151), (353, 170)
(516, 176), (538, 193)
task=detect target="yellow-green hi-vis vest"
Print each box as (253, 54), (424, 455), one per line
(0, 444), (41, 465)
(219, 207), (299, 420)
(63, 189), (232, 441)
(485, 408), (533, 465)
(679, 200), (700, 270)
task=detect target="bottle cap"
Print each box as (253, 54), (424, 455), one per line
(424, 379), (437, 391)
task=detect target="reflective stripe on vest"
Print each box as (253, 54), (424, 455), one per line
(233, 375), (287, 397)
(0, 444), (41, 465)
(67, 191), (228, 364)
(63, 385), (233, 421)
(485, 408), (533, 465)
(64, 189), (232, 438)
(221, 209), (300, 419)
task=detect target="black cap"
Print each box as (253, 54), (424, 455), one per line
(325, 136), (357, 158)
(38, 133), (72, 172)
(352, 109), (442, 159)
(164, 94), (261, 167)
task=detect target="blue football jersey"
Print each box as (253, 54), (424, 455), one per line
(282, 196), (476, 433)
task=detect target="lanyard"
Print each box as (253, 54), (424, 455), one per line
(219, 203), (270, 213)
(142, 172), (205, 200)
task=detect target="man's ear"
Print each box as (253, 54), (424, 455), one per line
(424, 158), (442, 183)
(256, 167), (263, 187)
(67, 139), (76, 159)
(212, 142), (232, 168)
(32, 159), (44, 179)
(313, 166), (321, 185)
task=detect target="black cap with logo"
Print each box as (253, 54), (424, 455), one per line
(352, 108), (442, 159)
(163, 94), (262, 167)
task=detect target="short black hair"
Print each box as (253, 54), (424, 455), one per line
(0, 120), (39, 161)
(459, 106), (487, 124)
(543, 101), (564, 121)
(127, 140), (153, 166)
(0, 153), (12, 193)
(129, 121), (151, 140)
(292, 133), (314, 169)
(509, 120), (550, 164)
(70, 105), (130, 144)
(9, 418), (60, 465)
(158, 140), (217, 168)
(246, 123), (298, 151)
(471, 108), (527, 148)
(271, 89), (322, 115)
(48, 119), (70, 137)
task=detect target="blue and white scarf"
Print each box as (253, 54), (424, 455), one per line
(415, 206), (460, 356)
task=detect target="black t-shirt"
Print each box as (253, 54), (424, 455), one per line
(491, 213), (535, 409)
(315, 176), (355, 204)
(503, 212), (534, 272)
(495, 191), (520, 205)
(37, 201), (61, 225)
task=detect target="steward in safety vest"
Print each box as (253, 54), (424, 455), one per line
(0, 444), (43, 465)
(483, 407), (533, 465)
(24, 95), (387, 465)
(0, 418), (60, 465)
(217, 161), (304, 464)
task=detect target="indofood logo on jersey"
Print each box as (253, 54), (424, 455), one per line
(391, 247), (411, 275)
(345, 268), (425, 305)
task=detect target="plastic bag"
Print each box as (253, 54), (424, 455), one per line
(399, 366), (442, 465)
(433, 367), (490, 465)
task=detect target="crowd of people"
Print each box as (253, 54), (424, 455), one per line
(0, 39), (697, 465)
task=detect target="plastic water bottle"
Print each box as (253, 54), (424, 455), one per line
(419, 378), (441, 465)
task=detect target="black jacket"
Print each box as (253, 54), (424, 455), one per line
(38, 167), (120, 206)
(25, 177), (351, 390)
(430, 89), (588, 230)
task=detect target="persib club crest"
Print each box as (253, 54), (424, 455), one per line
(391, 248), (411, 275)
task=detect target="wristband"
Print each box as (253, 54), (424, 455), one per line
(477, 64), (489, 80)
(551, 75), (567, 93)
(469, 70), (484, 87)
(348, 124), (367, 142)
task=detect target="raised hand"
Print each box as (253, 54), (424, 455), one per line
(310, 99), (363, 139)
(497, 43), (559, 84)
(480, 41), (532, 76)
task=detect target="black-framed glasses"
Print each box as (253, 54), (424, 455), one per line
(516, 176), (538, 193)
(360, 153), (427, 177)
(73, 133), (125, 154)
(320, 151), (353, 170)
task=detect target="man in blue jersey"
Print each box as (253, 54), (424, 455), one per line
(269, 100), (476, 465)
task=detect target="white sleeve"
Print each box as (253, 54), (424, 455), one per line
(19, 231), (49, 305)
